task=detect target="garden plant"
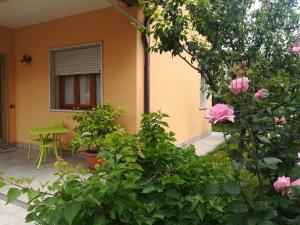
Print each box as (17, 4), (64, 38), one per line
(71, 104), (123, 154)
(71, 104), (123, 169)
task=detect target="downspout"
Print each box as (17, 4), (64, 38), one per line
(142, 17), (150, 114)
(105, 0), (150, 113)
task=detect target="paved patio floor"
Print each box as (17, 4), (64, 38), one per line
(0, 146), (86, 225)
(0, 132), (225, 225)
(0, 199), (33, 225)
(192, 132), (225, 156)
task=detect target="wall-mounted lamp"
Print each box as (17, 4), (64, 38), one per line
(20, 55), (32, 64)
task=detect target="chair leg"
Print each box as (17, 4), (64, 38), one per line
(43, 147), (47, 164)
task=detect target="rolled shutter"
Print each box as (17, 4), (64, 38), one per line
(54, 44), (101, 76)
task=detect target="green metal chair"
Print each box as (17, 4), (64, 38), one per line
(28, 121), (64, 169)
(47, 120), (64, 150)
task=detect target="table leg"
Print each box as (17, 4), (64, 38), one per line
(35, 144), (44, 170)
(35, 135), (45, 170)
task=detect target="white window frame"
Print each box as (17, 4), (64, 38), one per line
(200, 75), (208, 109)
(49, 42), (103, 112)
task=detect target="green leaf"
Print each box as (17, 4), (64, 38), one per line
(27, 188), (40, 202)
(224, 182), (241, 195)
(48, 209), (63, 224)
(263, 157), (282, 165)
(142, 185), (156, 193)
(109, 208), (116, 219)
(6, 188), (22, 204)
(25, 212), (36, 223)
(257, 136), (271, 145)
(63, 202), (81, 225)
(263, 210), (277, 220)
(261, 157), (282, 170)
(115, 201), (125, 216)
(251, 201), (269, 212)
(257, 220), (275, 225)
(226, 201), (249, 213)
(93, 215), (107, 225)
(291, 186), (300, 196)
(205, 183), (219, 196)
(153, 213), (165, 219)
(233, 161), (244, 171)
(196, 206), (206, 221)
(247, 218), (260, 225)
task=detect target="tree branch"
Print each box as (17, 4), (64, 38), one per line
(178, 54), (199, 72)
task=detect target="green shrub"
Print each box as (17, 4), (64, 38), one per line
(71, 104), (123, 153)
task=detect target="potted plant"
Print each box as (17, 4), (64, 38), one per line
(71, 104), (123, 170)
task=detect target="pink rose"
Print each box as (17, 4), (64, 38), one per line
(205, 104), (235, 124)
(274, 117), (286, 124)
(274, 176), (291, 192)
(254, 88), (269, 99)
(291, 178), (300, 187)
(229, 77), (250, 94)
(298, 152), (300, 159)
(291, 46), (300, 54)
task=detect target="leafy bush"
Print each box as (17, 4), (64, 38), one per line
(71, 104), (123, 153)
(2, 112), (234, 225)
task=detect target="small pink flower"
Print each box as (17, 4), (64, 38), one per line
(274, 176), (291, 193)
(274, 117), (286, 124)
(291, 178), (300, 187)
(298, 152), (300, 159)
(205, 104), (235, 124)
(297, 162), (300, 167)
(229, 77), (250, 94)
(291, 46), (300, 54)
(254, 88), (269, 99)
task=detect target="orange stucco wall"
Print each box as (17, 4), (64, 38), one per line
(0, 26), (16, 143)
(11, 7), (141, 146)
(150, 51), (211, 143)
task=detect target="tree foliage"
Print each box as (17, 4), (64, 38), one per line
(141, 0), (300, 92)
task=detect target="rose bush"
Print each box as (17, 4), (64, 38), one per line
(204, 73), (300, 224)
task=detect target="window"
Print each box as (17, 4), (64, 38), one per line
(59, 74), (97, 109)
(200, 75), (208, 108)
(50, 44), (102, 110)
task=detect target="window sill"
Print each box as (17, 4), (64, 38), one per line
(50, 109), (88, 113)
(199, 107), (207, 110)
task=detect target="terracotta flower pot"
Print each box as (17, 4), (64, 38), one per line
(84, 150), (104, 170)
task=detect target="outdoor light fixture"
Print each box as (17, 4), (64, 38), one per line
(20, 55), (32, 64)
